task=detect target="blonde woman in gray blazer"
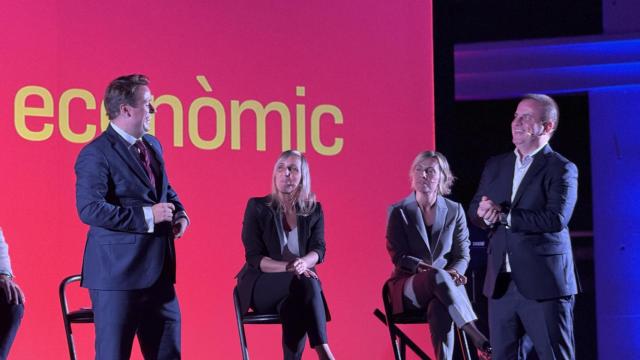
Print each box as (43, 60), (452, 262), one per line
(386, 151), (491, 360)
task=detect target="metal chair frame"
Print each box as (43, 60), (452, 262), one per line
(59, 274), (94, 360)
(374, 284), (472, 360)
(233, 286), (281, 360)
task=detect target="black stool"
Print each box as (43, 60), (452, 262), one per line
(374, 284), (472, 360)
(233, 286), (281, 360)
(59, 274), (94, 360)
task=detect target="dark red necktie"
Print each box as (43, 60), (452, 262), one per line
(134, 140), (156, 186)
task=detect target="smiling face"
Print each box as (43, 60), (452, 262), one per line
(125, 85), (155, 138)
(511, 98), (551, 154)
(274, 154), (302, 195)
(411, 157), (441, 196)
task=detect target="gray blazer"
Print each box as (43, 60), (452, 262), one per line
(386, 193), (471, 313)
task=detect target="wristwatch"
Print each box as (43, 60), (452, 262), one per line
(0, 272), (13, 280)
(499, 212), (509, 227)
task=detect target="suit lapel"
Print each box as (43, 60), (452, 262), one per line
(501, 153), (517, 203)
(404, 194), (431, 254)
(267, 202), (287, 253)
(106, 127), (156, 193)
(430, 196), (448, 254)
(511, 145), (551, 208)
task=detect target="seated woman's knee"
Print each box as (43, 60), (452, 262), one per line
(414, 268), (448, 286)
(291, 276), (321, 301)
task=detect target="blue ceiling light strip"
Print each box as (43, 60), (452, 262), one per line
(455, 35), (640, 100)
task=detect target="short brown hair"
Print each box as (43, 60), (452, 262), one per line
(104, 74), (149, 120)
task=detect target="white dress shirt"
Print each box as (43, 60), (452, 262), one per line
(285, 228), (300, 257)
(0, 228), (14, 277)
(503, 144), (546, 272)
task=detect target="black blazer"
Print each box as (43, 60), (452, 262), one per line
(236, 195), (326, 314)
(75, 126), (186, 290)
(468, 144), (579, 300)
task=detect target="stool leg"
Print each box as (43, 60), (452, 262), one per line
(63, 318), (76, 360)
(234, 309), (249, 360)
(387, 320), (402, 360)
(239, 321), (249, 360)
(234, 287), (250, 360)
(456, 327), (472, 360)
(399, 337), (406, 359)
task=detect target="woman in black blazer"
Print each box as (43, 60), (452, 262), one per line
(386, 151), (491, 360)
(236, 150), (334, 360)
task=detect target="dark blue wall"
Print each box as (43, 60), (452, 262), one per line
(590, 87), (640, 358)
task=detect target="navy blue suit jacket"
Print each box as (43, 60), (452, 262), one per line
(75, 126), (186, 290)
(468, 145), (579, 300)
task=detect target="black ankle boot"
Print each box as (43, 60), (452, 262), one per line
(477, 341), (492, 360)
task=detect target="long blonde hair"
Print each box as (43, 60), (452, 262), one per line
(270, 150), (317, 216)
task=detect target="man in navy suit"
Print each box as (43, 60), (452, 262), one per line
(468, 94), (578, 359)
(75, 74), (189, 359)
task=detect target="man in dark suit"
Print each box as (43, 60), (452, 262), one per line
(468, 94), (578, 359)
(75, 74), (189, 360)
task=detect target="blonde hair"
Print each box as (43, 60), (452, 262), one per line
(270, 150), (317, 216)
(409, 151), (456, 196)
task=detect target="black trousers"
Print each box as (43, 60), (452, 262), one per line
(251, 272), (328, 360)
(0, 303), (23, 360)
(490, 273), (575, 360)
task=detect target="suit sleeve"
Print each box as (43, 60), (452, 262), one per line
(241, 198), (266, 269)
(510, 161), (578, 233)
(468, 158), (495, 230)
(386, 206), (421, 274)
(446, 203), (471, 275)
(75, 145), (148, 232)
(308, 203), (326, 264)
(167, 184), (185, 213)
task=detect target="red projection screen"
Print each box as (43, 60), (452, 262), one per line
(0, 1), (434, 358)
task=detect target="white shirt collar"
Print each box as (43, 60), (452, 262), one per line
(514, 143), (546, 164)
(110, 122), (141, 146)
